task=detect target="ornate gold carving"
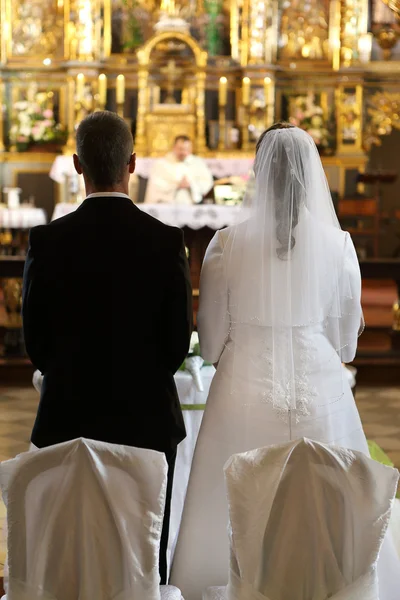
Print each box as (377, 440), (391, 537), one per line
(135, 31), (207, 155)
(382, 0), (400, 20)
(237, 0), (278, 65)
(279, 0), (330, 61)
(340, 0), (369, 67)
(9, 0), (63, 58)
(66, 0), (105, 61)
(364, 92), (400, 151)
(393, 301), (400, 331)
(336, 85), (363, 155)
(2, 277), (23, 327)
(144, 112), (196, 155)
(375, 26), (399, 60)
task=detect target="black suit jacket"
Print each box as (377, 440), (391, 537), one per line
(22, 195), (192, 452)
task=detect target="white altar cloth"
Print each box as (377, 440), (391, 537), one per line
(0, 207), (46, 229)
(50, 155), (254, 184)
(32, 366), (215, 574)
(52, 202), (241, 230)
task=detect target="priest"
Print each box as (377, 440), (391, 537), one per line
(145, 135), (214, 205)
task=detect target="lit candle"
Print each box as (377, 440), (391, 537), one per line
(76, 73), (85, 102)
(264, 76), (271, 106)
(219, 76), (227, 107)
(98, 74), (107, 106)
(242, 77), (250, 106)
(358, 33), (372, 63)
(116, 74), (125, 105)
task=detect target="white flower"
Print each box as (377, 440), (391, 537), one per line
(189, 331), (199, 353)
(19, 126), (32, 137)
(14, 101), (28, 111)
(19, 113), (31, 125)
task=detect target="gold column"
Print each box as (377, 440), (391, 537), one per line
(135, 67), (149, 154)
(196, 70), (207, 154)
(240, 0), (250, 66)
(1, 0), (12, 62)
(241, 77), (250, 150)
(66, 76), (76, 153)
(103, 0), (112, 58)
(230, 0), (240, 62)
(63, 0), (71, 59)
(329, 0), (342, 70)
(264, 76), (275, 129)
(0, 79), (5, 152)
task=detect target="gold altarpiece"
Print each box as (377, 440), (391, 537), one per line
(135, 31), (207, 156)
(0, 0), (399, 195)
(2, 0), (400, 359)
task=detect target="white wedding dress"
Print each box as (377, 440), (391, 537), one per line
(170, 127), (400, 600)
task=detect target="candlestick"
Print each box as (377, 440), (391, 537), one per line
(98, 74), (107, 108)
(219, 76), (227, 107)
(116, 74), (125, 106)
(242, 77), (250, 106)
(218, 106), (226, 151)
(264, 76), (272, 128)
(76, 73), (85, 102)
(66, 76), (76, 152)
(241, 105), (250, 151)
(263, 76), (271, 105)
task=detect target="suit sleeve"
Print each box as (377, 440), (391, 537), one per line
(22, 228), (49, 373)
(162, 230), (193, 373)
(197, 232), (230, 364)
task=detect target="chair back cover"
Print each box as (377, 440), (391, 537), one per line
(224, 438), (399, 600)
(0, 438), (168, 600)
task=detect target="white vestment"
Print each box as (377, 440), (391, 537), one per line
(144, 153), (213, 205)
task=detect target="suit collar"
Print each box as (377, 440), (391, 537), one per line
(77, 195), (138, 213)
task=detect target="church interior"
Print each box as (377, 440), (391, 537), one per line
(1, 0), (400, 594)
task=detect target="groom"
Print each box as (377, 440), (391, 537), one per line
(22, 111), (193, 582)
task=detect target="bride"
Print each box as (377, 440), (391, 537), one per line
(170, 123), (400, 599)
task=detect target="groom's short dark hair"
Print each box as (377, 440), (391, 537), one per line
(76, 111), (133, 187)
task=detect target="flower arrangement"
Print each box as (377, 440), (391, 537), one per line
(10, 97), (67, 152)
(289, 94), (334, 153)
(180, 332), (212, 392)
(214, 175), (249, 205)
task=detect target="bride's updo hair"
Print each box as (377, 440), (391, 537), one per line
(255, 121), (295, 154)
(256, 121), (300, 260)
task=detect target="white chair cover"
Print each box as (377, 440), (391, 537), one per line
(0, 438), (183, 600)
(204, 438), (399, 600)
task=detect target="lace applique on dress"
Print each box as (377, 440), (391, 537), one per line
(259, 331), (317, 422)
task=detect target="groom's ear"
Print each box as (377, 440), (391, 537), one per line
(73, 153), (83, 175)
(129, 153), (136, 174)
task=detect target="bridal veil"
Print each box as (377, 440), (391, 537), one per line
(219, 125), (364, 435)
